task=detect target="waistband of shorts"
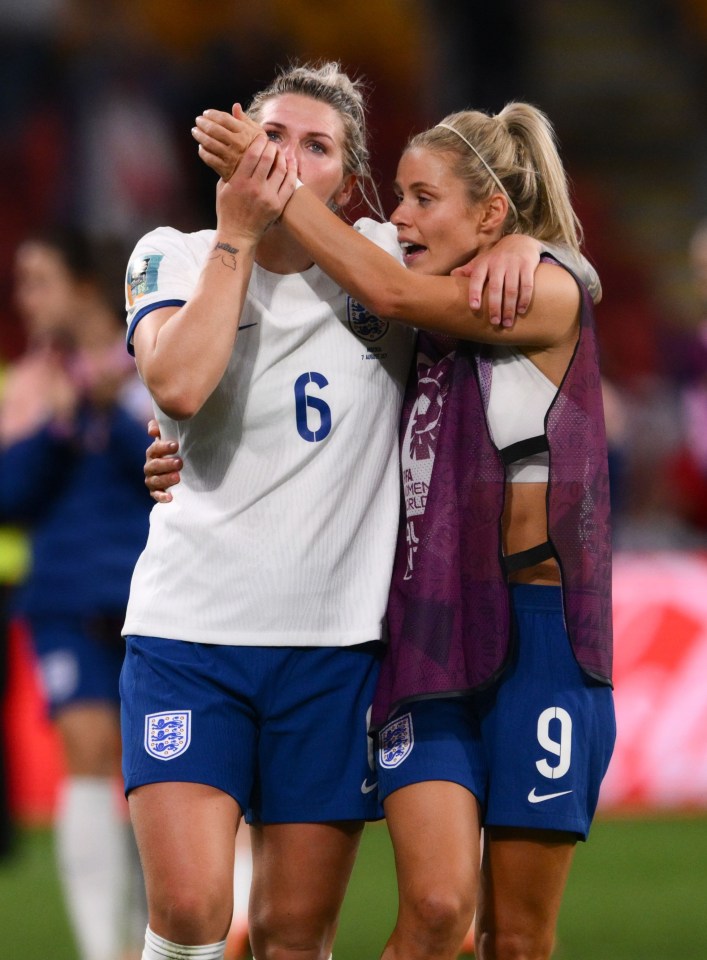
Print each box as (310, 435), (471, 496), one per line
(509, 582), (563, 612)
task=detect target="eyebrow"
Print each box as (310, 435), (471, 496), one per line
(263, 121), (336, 142)
(392, 180), (438, 193)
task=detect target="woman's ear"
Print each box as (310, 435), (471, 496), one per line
(333, 173), (357, 209)
(480, 193), (509, 234)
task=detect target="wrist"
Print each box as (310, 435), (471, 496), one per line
(212, 232), (259, 255)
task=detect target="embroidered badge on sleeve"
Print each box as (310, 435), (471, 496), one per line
(127, 254), (164, 307)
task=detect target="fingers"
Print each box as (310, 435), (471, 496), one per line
(197, 144), (233, 181)
(456, 259), (528, 326)
(457, 262), (489, 314)
(235, 134), (274, 177)
(500, 273), (520, 328)
(145, 458), (182, 480)
(147, 418), (161, 439)
(516, 264), (535, 317)
(147, 480), (175, 504)
(231, 102), (263, 135)
(194, 110), (240, 145)
(194, 108), (263, 150)
(146, 438), (178, 462)
(144, 452), (183, 504)
(237, 136), (293, 193)
(193, 126), (232, 162)
(486, 272), (505, 327)
(281, 157), (299, 197)
(193, 108), (263, 183)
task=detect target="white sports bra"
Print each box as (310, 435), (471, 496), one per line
(486, 347), (558, 482)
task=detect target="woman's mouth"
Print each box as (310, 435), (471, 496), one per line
(400, 240), (427, 266)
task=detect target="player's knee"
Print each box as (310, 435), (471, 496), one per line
(407, 886), (474, 943)
(249, 901), (334, 960)
(149, 885), (231, 943)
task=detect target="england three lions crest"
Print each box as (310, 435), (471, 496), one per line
(145, 711), (191, 760)
(379, 712), (414, 768)
(347, 298), (389, 342)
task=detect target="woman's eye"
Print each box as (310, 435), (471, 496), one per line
(266, 130), (281, 143)
(307, 141), (326, 154)
(417, 195), (431, 206)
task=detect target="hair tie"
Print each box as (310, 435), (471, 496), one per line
(435, 122), (517, 219)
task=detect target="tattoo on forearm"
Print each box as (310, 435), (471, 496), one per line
(209, 241), (239, 270)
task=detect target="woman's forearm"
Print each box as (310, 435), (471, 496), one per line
(281, 189), (577, 346)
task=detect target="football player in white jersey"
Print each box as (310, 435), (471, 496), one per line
(121, 63), (423, 960)
(128, 63), (558, 960)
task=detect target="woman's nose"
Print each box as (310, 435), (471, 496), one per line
(390, 203), (408, 227)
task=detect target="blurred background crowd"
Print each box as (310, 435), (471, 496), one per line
(1, 1), (707, 957)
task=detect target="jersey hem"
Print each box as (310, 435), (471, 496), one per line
(484, 811), (588, 841)
(122, 620), (385, 647)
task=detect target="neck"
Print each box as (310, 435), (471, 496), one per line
(255, 223), (315, 275)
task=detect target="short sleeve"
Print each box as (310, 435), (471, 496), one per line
(124, 227), (203, 354)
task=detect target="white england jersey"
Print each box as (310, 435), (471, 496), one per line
(123, 219), (414, 646)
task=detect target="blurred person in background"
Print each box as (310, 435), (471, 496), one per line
(0, 227), (151, 960)
(188, 94), (613, 960)
(0, 387), (30, 860)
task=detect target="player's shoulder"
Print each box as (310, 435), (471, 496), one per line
(128, 226), (215, 261)
(125, 227), (216, 299)
(354, 217), (401, 260)
(125, 227), (215, 323)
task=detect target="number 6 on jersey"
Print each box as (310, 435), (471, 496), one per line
(294, 371), (332, 442)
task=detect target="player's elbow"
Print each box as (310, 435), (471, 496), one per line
(154, 390), (203, 421)
(139, 356), (208, 420)
(148, 378), (205, 421)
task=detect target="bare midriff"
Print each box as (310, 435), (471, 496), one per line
(502, 481), (560, 585)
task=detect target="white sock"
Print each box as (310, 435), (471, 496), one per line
(142, 925), (226, 959)
(55, 776), (129, 960)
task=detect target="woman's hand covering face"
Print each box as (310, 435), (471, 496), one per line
(193, 104), (264, 182)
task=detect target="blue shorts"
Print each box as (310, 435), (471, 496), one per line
(120, 636), (384, 824)
(29, 614), (125, 716)
(376, 584), (616, 839)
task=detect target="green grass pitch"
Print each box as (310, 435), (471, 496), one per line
(1, 817), (705, 959)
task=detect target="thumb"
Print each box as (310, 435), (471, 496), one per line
(232, 102), (247, 120)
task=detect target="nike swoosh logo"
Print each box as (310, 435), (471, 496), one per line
(361, 779), (378, 795)
(238, 322), (257, 330)
(528, 788), (573, 804)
